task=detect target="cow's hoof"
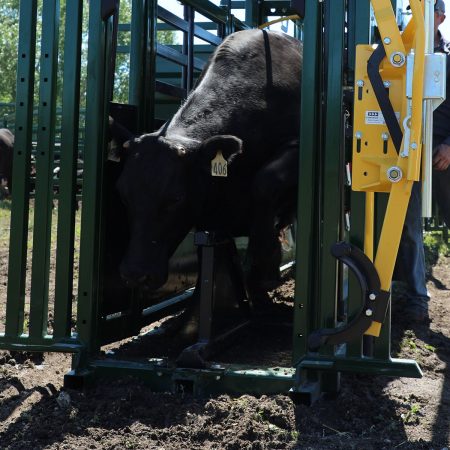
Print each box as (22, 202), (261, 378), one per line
(159, 309), (198, 341)
(178, 314), (199, 341)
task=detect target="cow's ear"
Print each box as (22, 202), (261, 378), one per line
(201, 135), (243, 163)
(108, 116), (136, 161)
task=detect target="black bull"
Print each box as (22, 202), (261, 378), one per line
(0, 128), (14, 197)
(113, 29), (302, 297)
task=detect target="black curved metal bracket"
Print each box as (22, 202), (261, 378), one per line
(308, 242), (390, 352)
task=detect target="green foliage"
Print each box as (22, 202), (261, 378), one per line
(0, 0), (176, 106)
(0, 1), (20, 103)
(423, 231), (450, 276)
(400, 402), (421, 424)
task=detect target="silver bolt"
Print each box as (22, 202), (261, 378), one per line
(383, 37), (391, 45)
(357, 79), (365, 87)
(365, 309), (373, 317)
(390, 51), (406, 67)
(387, 166), (403, 183)
(157, 372), (162, 377)
(383, 80), (391, 88)
(410, 142), (418, 150)
(215, 375), (221, 381)
(381, 132), (389, 141)
(369, 293), (376, 300)
(355, 131), (362, 139)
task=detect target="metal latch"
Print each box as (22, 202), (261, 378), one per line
(406, 53), (447, 105)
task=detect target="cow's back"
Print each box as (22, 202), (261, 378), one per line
(0, 128), (14, 149)
(0, 128), (14, 195)
(167, 30), (302, 159)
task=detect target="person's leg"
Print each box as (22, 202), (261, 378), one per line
(396, 182), (429, 321)
(433, 165), (450, 227)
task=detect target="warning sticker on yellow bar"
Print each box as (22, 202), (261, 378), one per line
(365, 110), (400, 125)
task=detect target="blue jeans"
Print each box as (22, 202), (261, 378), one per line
(433, 164), (450, 227)
(395, 182), (430, 304)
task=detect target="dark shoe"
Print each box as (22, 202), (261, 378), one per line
(405, 298), (430, 323)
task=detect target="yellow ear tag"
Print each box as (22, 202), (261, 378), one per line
(211, 150), (228, 177)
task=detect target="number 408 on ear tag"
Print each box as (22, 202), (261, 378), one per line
(211, 150), (228, 177)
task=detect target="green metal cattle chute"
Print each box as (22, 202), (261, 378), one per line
(0, 0), (423, 400)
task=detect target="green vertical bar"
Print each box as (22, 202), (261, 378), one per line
(317, 0), (346, 394)
(293, 0), (321, 364)
(53, 2), (83, 339)
(77, 0), (107, 356)
(347, 0), (370, 78)
(244, 0), (258, 27)
(29, 0), (60, 339)
(129, 0), (144, 108)
(142, 0), (157, 131)
(319, 0), (345, 336)
(347, 0), (370, 358)
(5, 1), (37, 337)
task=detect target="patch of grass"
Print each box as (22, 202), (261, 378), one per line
(424, 344), (436, 353)
(0, 199), (12, 211)
(401, 403), (421, 424)
(399, 330), (418, 353)
(424, 232), (450, 275)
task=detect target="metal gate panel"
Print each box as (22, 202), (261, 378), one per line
(1, 0), (84, 353)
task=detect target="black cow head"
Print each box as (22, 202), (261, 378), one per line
(116, 132), (242, 289)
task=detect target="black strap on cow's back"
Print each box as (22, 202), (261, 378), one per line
(367, 44), (403, 153)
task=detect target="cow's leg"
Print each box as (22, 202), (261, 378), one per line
(246, 144), (298, 302)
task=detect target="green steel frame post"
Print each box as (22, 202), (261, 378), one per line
(129, 0), (144, 109)
(142, 0), (157, 132)
(53, 2), (83, 339)
(245, 0), (259, 27)
(346, 0), (370, 358)
(76, 0), (110, 361)
(5, 1), (38, 337)
(317, 0), (346, 393)
(29, 0), (60, 339)
(293, 0), (322, 364)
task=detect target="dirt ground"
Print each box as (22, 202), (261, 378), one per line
(0, 249), (450, 449)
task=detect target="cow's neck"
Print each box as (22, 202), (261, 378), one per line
(166, 91), (233, 144)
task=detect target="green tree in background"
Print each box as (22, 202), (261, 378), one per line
(0, 1), (20, 104)
(113, 4), (176, 104)
(0, 0), (176, 108)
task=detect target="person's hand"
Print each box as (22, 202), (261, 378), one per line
(433, 144), (450, 171)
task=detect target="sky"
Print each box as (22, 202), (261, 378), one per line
(438, 12), (450, 39)
(160, 0), (450, 40)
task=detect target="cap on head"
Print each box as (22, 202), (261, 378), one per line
(407, 0), (445, 13)
(435, 0), (446, 14)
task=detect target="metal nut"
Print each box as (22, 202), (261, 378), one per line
(387, 166), (403, 183)
(390, 52), (406, 67)
(365, 309), (373, 317)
